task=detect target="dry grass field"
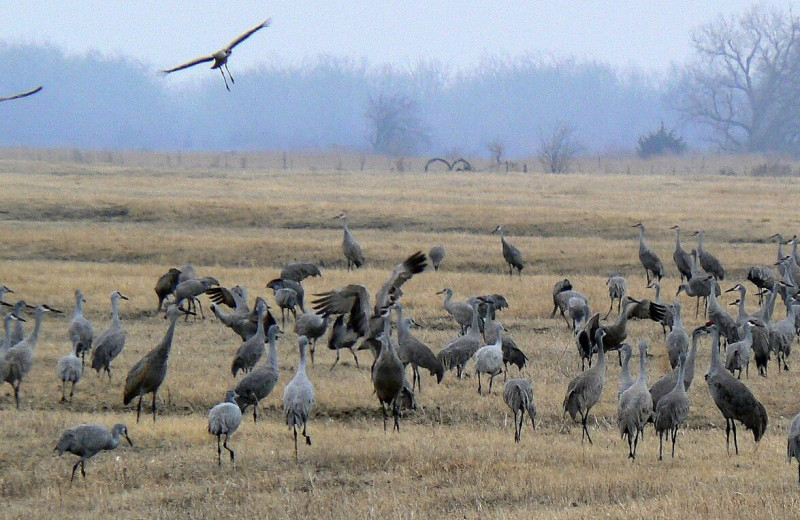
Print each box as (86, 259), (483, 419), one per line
(1, 151), (800, 519)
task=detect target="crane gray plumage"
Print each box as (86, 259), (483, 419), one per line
(618, 341), (654, 459)
(676, 254), (720, 317)
(90, 291), (129, 381)
(161, 19), (271, 91)
(554, 289), (589, 330)
(504, 378), (537, 443)
(605, 274), (627, 319)
(551, 279), (573, 318)
(208, 390), (242, 467)
(788, 413), (800, 484)
(177, 264), (196, 283)
(154, 267), (181, 312)
(481, 308), (528, 378)
(693, 230), (725, 280)
(769, 288), (797, 372)
(568, 295), (591, 334)
(0, 85), (42, 102)
(0, 312), (24, 353)
(725, 320), (755, 379)
(327, 314), (360, 370)
(123, 305), (186, 422)
(563, 328), (607, 444)
(395, 305), (443, 392)
(632, 223), (663, 284)
(283, 336), (315, 459)
(55, 423), (132, 482)
(209, 287), (277, 342)
(68, 290), (93, 366)
(577, 300), (648, 370)
(267, 278), (306, 313)
(492, 225), (524, 277)
(231, 299), (269, 377)
(617, 343), (634, 398)
(335, 212), (365, 270)
(1, 304), (60, 409)
(234, 325), (281, 422)
(747, 263), (777, 305)
(670, 225), (693, 282)
(650, 326), (708, 412)
(172, 276), (219, 320)
(707, 282), (739, 346)
(371, 317), (405, 432)
(428, 245), (445, 271)
(473, 323), (504, 395)
(648, 282), (674, 334)
(57, 335), (83, 403)
(705, 324), (768, 455)
(280, 262), (322, 282)
(468, 293), (509, 322)
(654, 352), (690, 460)
(623, 295), (668, 329)
(294, 312), (328, 365)
(665, 301), (689, 370)
(313, 251), (426, 341)
(436, 306), (482, 378)
(437, 288), (474, 335)
(8, 300), (29, 346)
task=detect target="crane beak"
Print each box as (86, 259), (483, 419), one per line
(119, 294), (130, 301)
(125, 434), (133, 447)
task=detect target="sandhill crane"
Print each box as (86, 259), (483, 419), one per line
(504, 378), (537, 443)
(551, 279), (574, 317)
(676, 257), (718, 317)
(371, 317), (405, 432)
(1, 304), (61, 409)
(480, 309), (528, 379)
(618, 341), (654, 460)
(395, 305), (443, 392)
(172, 276), (219, 320)
(650, 325), (708, 412)
(294, 312), (328, 365)
(69, 290), (93, 366)
(154, 267), (181, 312)
(327, 314), (360, 370)
(234, 325), (281, 422)
(553, 287), (590, 330)
(231, 299), (269, 377)
(707, 282), (739, 346)
(0, 85), (42, 102)
(577, 300), (654, 368)
(334, 212), (365, 270)
(693, 230), (725, 280)
(267, 278), (306, 313)
(563, 329), (607, 444)
(313, 251), (426, 344)
(123, 305), (189, 422)
(90, 291), (129, 381)
(8, 300), (29, 346)
(648, 282), (674, 334)
(57, 336), (83, 404)
(729, 286), (771, 377)
(492, 225), (524, 276)
(746, 262), (777, 305)
(654, 352), (690, 460)
(670, 225), (693, 282)
(428, 245), (445, 271)
(726, 320), (755, 379)
(0, 312), (24, 353)
(632, 223), (663, 284)
(280, 262), (322, 282)
(161, 19), (271, 91)
(618, 343), (634, 398)
(436, 306), (482, 378)
(0, 286), (14, 307)
(208, 287), (277, 342)
(705, 324), (768, 455)
(666, 301), (689, 370)
(208, 390), (243, 467)
(283, 336), (315, 459)
(55, 423), (132, 483)
(568, 295), (590, 334)
(436, 288), (474, 334)
(272, 287), (298, 328)
(605, 274), (627, 319)
(788, 413), (800, 484)
(474, 323), (504, 395)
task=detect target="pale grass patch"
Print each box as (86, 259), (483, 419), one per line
(0, 154), (799, 518)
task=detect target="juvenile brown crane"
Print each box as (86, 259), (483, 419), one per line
(161, 19), (271, 91)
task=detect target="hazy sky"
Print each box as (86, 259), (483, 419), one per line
(1, 1), (791, 82)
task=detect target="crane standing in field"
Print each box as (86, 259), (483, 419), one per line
(90, 291), (129, 381)
(68, 290), (93, 366)
(283, 336), (315, 460)
(335, 212), (365, 270)
(160, 19), (271, 91)
(492, 225), (524, 276)
(503, 378), (537, 443)
(208, 390), (243, 468)
(670, 225), (693, 282)
(632, 223), (663, 284)
(563, 329), (607, 444)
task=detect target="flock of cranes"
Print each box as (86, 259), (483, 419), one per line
(3, 214), (800, 486)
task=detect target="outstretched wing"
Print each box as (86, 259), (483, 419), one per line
(0, 86), (42, 102)
(312, 284), (371, 337)
(226, 18), (271, 51)
(373, 251), (427, 313)
(161, 55), (215, 74)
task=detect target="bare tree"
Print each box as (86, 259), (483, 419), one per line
(538, 124), (580, 173)
(675, 5), (800, 155)
(365, 92), (430, 156)
(487, 141), (505, 165)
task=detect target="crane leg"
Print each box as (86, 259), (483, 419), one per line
(136, 396), (142, 423)
(293, 425), (299, 461)
(350, 348), (359, 368)
(225, 63), (234, 84)
(392, 399), (401, 433)
(658, 431), (664, 461)
(70, 460), (82, 482)
(220, 68), (230, 91)
(60, 381), (67, 403)
(152, 391), (158, 422)
(216, 435), (222, 467)
(223, 434), (235, 464)
(69, 381), (76, 404)
(581, 411), (593, 444)
(381, 402), (388, 433)
(671, 426), (678, 458)
(731, 419), (739, 455)
(330, 350), (341, 371)
(13, 381), (20, 410)
(302, 422), (312, 445)
(477, 373), (482, 395)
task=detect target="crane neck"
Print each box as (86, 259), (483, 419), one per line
(111, 296), (121, 324)
(637, 344), (647, 383)
(26, 308), (46, 349)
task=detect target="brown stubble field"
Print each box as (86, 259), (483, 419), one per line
(1, 153), (800, 519)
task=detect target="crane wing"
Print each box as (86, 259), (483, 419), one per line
(226, 18), (271, 50)
(0, 86), (42, 102)
(161, 55), (215, 74)
(373, 251), (427, 313)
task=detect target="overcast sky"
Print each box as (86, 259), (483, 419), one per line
(1, 1), (791, 82)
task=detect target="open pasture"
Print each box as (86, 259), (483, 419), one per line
(0, 155), (799, 519)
